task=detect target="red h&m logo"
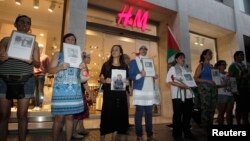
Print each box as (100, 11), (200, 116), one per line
(117, 5), (149, 32)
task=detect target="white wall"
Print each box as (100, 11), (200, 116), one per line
(187, 0), (235, 31)
(239, 13), (250, 37)
(145, 0), (177, 11)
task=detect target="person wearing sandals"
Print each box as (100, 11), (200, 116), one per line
(72, 51), (92, 139)
(49, 33), (85, 141)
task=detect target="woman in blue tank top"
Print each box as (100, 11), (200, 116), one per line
(194, 49), (217, 134)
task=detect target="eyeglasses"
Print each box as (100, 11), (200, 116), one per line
(221, 63), (227, 66)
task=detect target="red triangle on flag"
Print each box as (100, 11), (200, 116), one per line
(167, 26), (180, 63)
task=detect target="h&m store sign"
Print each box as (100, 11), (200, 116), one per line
(117, 5), (149, 32)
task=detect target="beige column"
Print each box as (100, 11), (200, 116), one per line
(233, 0), (245, 52)
(64, 0), (88, 50)
(175, 0), (191, 68)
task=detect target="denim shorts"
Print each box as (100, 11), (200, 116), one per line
(0, 76), (35, 99)
(217, 95), (234, 104)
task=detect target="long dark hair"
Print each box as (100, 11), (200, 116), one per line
(104, 45), (126, 70)
(199, 49), (211, 63)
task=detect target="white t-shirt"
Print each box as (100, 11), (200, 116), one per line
(217, 73), (233, 96)
(166, 66), (193, 100)
(133, 77), (156, 106)
(133, 55), (156, 106)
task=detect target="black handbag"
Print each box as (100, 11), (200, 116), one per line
(6, 82), (25, 100)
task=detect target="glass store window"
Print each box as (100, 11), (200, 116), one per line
(189, 33), (217, 73)
(0, 0), (64, 117)
(239, 0), (250, 14)
(86, 7), (160, 116)
(85, 30), (159, 116)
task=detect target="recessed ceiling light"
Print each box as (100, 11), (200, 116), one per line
(48, 1), (56, 12)
(15, 0), (22, 5)
(33, 0), (39, 9)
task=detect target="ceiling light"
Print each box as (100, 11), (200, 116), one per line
(200, 38), (205, 46)
(194, 37), (199, 45)
(48, 1), (56, 12)
(90, 45), (98, 49)
(15, 0), (22, 5)
(33, 0), (39, 9)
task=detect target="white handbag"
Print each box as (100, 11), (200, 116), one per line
(154, 83), (161, 105)
(95, 84), (103, 110)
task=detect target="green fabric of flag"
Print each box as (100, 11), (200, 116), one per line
(167, 26), (180, 64)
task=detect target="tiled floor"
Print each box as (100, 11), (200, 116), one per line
(9, 116), (171, 131)
(7, 123), (207, 141)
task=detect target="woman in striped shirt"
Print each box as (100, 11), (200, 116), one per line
(0, 15), (40, 141)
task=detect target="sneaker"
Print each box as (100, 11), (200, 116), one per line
(72, 133), (84, 139)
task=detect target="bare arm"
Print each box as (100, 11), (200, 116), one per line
(194, 64), (204, 83)
(194, 63), (215, 85)
(48, 52), (69, 74)
(32, 42), (40, 67)
(0, 37), (9, 62)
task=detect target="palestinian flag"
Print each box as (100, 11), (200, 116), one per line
(167, 26), (180, 64)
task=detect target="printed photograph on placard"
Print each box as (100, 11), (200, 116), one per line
(182, 72), (197, 87)
(111, 69), (126, 91)
(63, 43), (82, 68)
(7, 31), (36, 62)
(230, 77), (237, 93)
(142, 58), (155, 77)
(211, 69), (221, 85)
(67, 48), (79, 58)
